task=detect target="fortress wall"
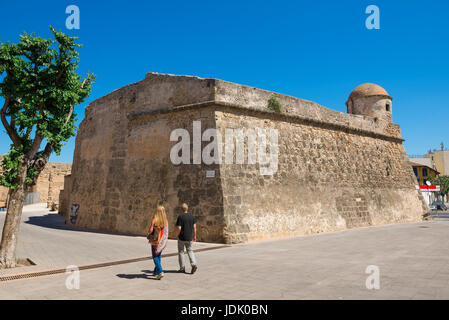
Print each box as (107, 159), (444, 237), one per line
(90, 74), (397, 140)
(216, 108), (425, 243)
(214, 79), (396, 139)
(123, 108), (225, 241)
(136, 73), (215, 113)
(86, 73), (215, 118)
(67, 89), (121, 232)
(68, 90), (226, 240)
(63, 73), (426, 243)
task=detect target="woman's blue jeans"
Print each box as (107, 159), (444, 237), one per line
(151, 245), (163, 276)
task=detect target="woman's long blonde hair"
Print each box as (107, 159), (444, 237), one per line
(152, 205), (167, 228)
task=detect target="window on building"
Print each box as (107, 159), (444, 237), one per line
(386, 103), (391, 112)
(423, 168), (428, 177)
(413, 167), (418, 177)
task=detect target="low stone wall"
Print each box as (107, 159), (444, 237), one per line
(0, 154), (71, 207)
(58, 174), (72, 217)
(0, 186), (8, 208)
(32, 162), (72, 204)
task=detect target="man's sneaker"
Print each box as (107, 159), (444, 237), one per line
(191, 265), (198, 274)
(178, 268), (185, 273)
(156, 273), (164, 280)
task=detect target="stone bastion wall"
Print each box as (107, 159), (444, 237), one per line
(59, 73), (426, 243)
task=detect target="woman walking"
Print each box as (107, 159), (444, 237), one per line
(147, 205), (169, 280)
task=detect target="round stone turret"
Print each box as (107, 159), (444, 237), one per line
(346, 83), (393, 122)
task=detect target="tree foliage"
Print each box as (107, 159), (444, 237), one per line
(429, 175), (449, 197)
(0, 26), (94, 189)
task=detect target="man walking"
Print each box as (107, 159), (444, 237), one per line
(176, 203), (198, 274)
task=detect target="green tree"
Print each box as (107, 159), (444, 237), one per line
(429, 175), (449, 202)
(0, 27), (94, 268)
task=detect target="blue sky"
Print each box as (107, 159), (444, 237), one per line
(0, 0), (448, 162)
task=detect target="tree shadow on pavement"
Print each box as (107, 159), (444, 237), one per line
(25, 213), (74, 231)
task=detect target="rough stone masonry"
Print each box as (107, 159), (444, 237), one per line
(59, 73), (427, 243)
(0, 155), (71, 208)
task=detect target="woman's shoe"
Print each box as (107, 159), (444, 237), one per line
(156, 273), (165, 280)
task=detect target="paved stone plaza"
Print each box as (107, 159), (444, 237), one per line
(0, 204), (449, 299)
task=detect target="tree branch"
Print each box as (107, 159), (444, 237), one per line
(0, 97), (21, 147)
(25, 126), (33, 140)
(25, 133), (43, 161)
(25, 101), (45, 160)
(26, 142), (53, 188)
(62, 105), (74, 129)
(81, 74), (89, 89)
(61, 73), (89, 129)
(10, 114), (16, 128)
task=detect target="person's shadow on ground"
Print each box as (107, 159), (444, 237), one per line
(116, 269), (179, 280)
(116, 273), (150, 279)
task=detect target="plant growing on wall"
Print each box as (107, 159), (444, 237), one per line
(267, 96), (282, 113)
(0, 26), (95, 268)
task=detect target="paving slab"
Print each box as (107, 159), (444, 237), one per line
(1, 204), (449, 299)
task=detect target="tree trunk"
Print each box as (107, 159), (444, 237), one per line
(0, 162), (28, 269)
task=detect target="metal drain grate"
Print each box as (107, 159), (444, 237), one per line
(0, 245), (230, 282)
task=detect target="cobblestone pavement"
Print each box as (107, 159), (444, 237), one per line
(1, 204), (449, 299)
